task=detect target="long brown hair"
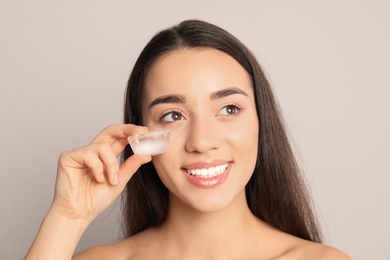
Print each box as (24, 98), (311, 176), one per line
(122, 20), (322, 243)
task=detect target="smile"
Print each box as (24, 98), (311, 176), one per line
(186, 163), (229, 178)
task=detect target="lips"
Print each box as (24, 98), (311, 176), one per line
(181, 161), (231, 188)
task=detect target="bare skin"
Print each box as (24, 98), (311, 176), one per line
(25, 125), (152, 259)
(74, 48), (351, 260)
(75, 230), (350, 260)
(74, 192), (350, 260)
(26, 48), (351, 260)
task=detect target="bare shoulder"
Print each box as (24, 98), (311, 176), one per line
(283, 239), (352, 260)
(72, 230), (155, 260)
(72, 238), (135, 260)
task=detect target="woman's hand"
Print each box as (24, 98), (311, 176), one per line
(25, 124), (151, 259)
(51, 124), (151, 222)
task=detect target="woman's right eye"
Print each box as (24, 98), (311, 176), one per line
(160, 111), (184, 123)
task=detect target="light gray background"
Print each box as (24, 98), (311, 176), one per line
(1, 1), (389, 259)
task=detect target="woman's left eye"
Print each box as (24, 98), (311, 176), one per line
(218, 104), (242, 116)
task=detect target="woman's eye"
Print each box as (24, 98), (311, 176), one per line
(219, 105), (241, 116)
(160, 111), (184, 122)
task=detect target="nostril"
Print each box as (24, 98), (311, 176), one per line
(184, 118), (221, 153)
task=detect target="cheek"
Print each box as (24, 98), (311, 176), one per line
(235, 131), (258, 160)
(150, 129), (185, 172)
(229, 117), (259, 171)
(229, 114), (259, 150)
(234, 118), (259, 176)
(150, 153), (173, 188)
(150, 136), (185, 193)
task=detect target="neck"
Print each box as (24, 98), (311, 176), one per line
(157, 189), (265, 258)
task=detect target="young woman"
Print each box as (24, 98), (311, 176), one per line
(26, 20), (351, 259)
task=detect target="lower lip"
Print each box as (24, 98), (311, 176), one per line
(182, 164), (230, 188)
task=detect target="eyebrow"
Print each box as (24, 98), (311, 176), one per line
(148, 94), (186, 109)
(147, 87), (249, 109)
(210, 87), (249, 100)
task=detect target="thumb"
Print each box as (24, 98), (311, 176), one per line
(118, 155), (152, 187)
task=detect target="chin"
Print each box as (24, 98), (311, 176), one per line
(170, 187), (246, 215)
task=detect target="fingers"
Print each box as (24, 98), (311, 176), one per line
(91, 124), (149, 156)
(63, 143), (120, 186)
(82, 149), (105, 183)
(62, 144), (151, 187)
(95, 144), (120, 185)
(118, 154), (152, 187)
(60, 125), (152, 187)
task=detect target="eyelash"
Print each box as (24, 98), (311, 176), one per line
(159, 109), (185, 124)
(217, 103), (243, 117)
(158, 103), (244, 124)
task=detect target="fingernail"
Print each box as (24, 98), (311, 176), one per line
(114, 173), (120, 185)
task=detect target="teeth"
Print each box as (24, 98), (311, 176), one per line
(187, 163), (228, 178)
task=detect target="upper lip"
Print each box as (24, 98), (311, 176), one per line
(181, 160), (231, 170)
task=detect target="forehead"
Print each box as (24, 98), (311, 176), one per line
(143, 47), (253, 101)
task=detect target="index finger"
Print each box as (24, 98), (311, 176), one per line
(91, 124), (149, 155)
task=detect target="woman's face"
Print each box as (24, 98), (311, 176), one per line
(141, 47), (259, 212)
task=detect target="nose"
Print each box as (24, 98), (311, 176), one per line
(185, 116), (221, 154)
